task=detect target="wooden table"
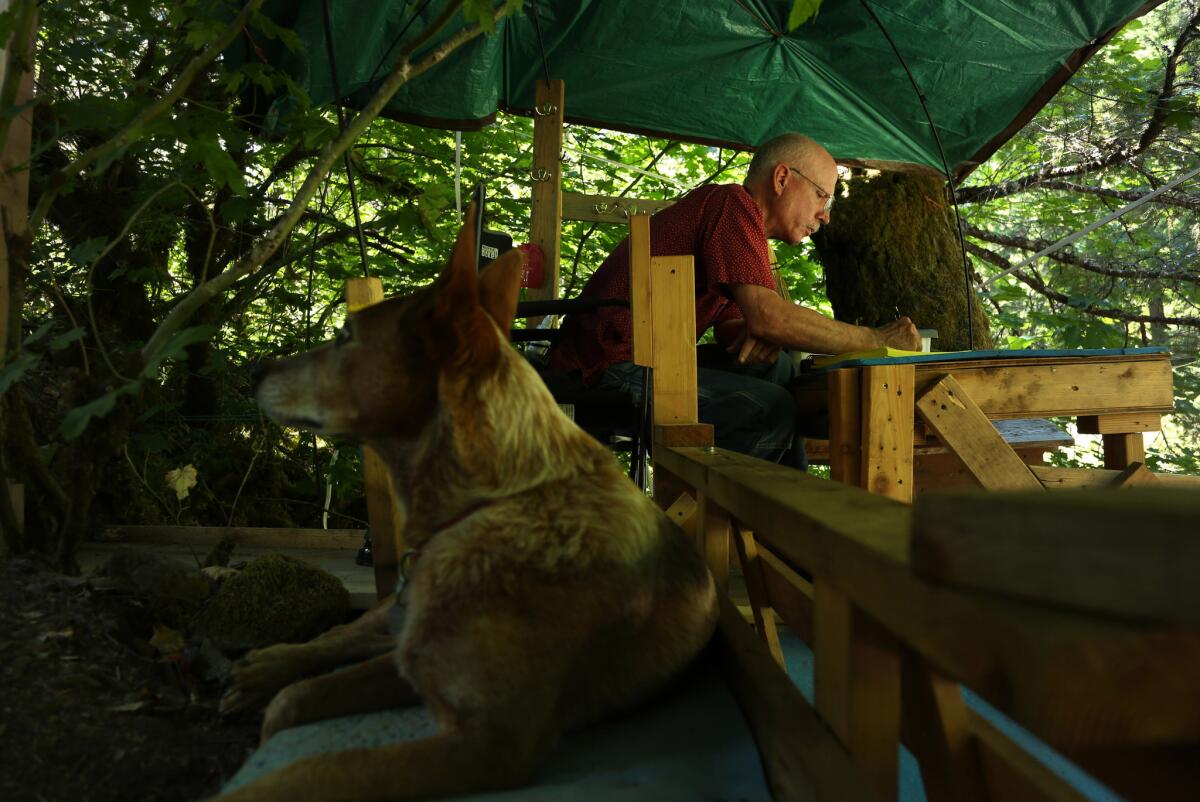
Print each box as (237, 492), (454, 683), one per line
(793, 351), (1175, 502)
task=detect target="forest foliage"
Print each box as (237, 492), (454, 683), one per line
(0, 0), (1197, 568)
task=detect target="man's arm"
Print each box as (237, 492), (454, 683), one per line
(729, 283), (921, 358)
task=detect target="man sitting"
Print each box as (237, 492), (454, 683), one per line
(548, 133), (920, 468)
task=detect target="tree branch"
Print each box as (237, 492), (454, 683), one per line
(141, 0), (497, 364)
(968, 241), (1200, 328)
(957, 10), (1200, 205)
(28, 0), (267, 233)
(962, 222), (1200, 284)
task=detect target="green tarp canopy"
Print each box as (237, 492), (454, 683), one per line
(235, 0), (1165, 177)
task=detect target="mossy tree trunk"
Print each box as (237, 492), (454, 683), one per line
(811, 171), (992, 351)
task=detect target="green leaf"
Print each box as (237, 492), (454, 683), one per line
(24, 320), (55, 346)
(463, 0), (498, 34)
(141, 324), (218, 379)
(68, 237), (108, 268)
(49, 327), (87, 351)
(0, 352), (38, 396)
(788, 0), (823, 30)
(61, 381), (140, 441)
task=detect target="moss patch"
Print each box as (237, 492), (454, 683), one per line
(195, 554), (348, 651)
(812, 171), (992, 350)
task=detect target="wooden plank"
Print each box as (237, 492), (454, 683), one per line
(1031, 464), (1200, 490)
(901, 652), (986, 802)
(758, 547), (815, 646)
(911, 488), (1200, 625)
(655, 445), (1200, 746)
(345, 277), (404, 598)
(860, 364), (915, 502)
(1109, 461), (1156, 488)
(914, 446), (1050, 495)
(915, 374), (1043, 491)
(815, 579), (901, 801)
(1077, 412), (1162, 434)
(662, 491), (698, 541)
(698, 492), (731, 590)
(968, 710), (1092, 802)
(1102, 432), (1144, 470)
(731, 524), (784, 666)
(101, 524), (364, 549)
(828, 368), (862, 485)
(1067, 744), (1200, 802)
(713, 593), (883, 802)
(911, 356), (1174, 418)
(648, 255), (697, 424)
(654, 423), (713, 447)
(526, 79), (564, 303)
(561, 191), (673, 224)
(628, 213), (653, 367)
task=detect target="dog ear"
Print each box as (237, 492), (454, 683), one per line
(478, 248), (525, 336)
(435, 202), (481, 320)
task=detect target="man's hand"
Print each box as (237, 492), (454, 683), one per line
(874, 316), (922, 351)
(722, 318), (781, 365)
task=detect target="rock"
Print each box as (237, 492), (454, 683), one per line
(194, 554), (348, 652)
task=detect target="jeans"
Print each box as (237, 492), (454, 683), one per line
(595, 350), (809, 470)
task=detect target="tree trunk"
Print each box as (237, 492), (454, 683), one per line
(812, 171), (992, 351)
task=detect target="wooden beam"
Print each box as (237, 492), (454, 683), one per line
(860, 365), (915, 501)
(345, 278), (404, 598)
(560, 191), (673, 224)
(911, 488), (1200, 626)
(698, 492), (731, 590)
(628, 213), (653, 368)
(731, 523), (784, 666)
(910, 355), (1173, 418)
(1109, 461), (1156, 488)
(1102, 432), (1145, 470)
(654, 445), (1200, 747)
(758, 547), (815, 646)
(1067, 743), (1200, 802)
(828, 368), (862, 485)
(526, 79), (564, 304)
(901, 652), (986, 802)
(915, 374), (1043, 491)
(648, 255), (697, 424)
(1077, 412), (1161, 434)
(968, 710), (1092, 802)
(1031, 464), (1200, 490)
(714, 592), (883, 802)
(654, 422), (713, 447)
(814, 580), (901, 801)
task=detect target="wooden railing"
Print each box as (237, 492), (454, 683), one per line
(656, 445), (1200, 802)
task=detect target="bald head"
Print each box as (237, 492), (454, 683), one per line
(744, 133), (833, 187)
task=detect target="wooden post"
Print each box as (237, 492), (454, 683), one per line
(814, 579), (902, 801)
(628, 213), (653, 368)
(526, 79), (564, 309)
(901, 651), (986, 802)
(860, 364), (915, 503)
(697, 491), (731, 590)
(1101, 432), (1145, 470)
(648, 255), (697, 425)
(344, 278), (404, 599)
(828, 368), (862, 486)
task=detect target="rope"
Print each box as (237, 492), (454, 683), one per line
(455, 131), (463, 217)
(530, 0), (552, 86)
(320, 0), (371, 277)
(858, 0), (975, 349)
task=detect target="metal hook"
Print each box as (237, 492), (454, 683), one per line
(533, 102), (558, 116)
(531, 167), (551, 182)
(592, 202), (611, 214)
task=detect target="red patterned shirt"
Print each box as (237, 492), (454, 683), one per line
(548, 184), (776, 383)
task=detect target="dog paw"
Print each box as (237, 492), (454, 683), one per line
(259, 680), (312, 743)
(220, 644), (311, 717)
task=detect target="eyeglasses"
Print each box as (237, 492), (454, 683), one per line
(788, 166), (835, 212)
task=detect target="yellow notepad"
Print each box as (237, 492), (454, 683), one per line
(810, 347), (950, 368)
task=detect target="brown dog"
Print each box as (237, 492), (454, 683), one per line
(217, 207), (718, 801)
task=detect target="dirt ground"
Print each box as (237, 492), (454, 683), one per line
(0, 554), (259, 802)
